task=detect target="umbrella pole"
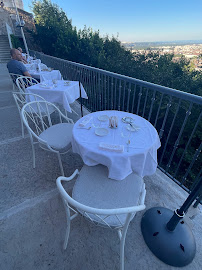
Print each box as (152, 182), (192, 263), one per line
(79, 81), (83, 117)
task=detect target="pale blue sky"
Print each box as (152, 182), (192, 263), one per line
(23, 0), (202, 42)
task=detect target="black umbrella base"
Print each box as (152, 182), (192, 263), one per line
(141, 207), (196, 267)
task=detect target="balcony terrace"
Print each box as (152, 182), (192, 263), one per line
(0, 54), (202, 270)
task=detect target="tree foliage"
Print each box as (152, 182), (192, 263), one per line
(32, 0), (78, 59)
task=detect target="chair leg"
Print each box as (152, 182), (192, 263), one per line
(63, 221), (71, 250)
(21, 118), (25, 138)
(71, 107), (79, 116)
(29, 135), (36, 168)
(63, 202), (71, 250)
(119, 213), (132, 270)
(57, 152), (64, 176)
(120, 232), (126, 270)
(32, 145), (36, 168)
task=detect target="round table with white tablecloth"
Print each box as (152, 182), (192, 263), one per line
(72, 110), (161, 180)
(26, 80), (88, 113)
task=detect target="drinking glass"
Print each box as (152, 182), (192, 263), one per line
(52, 79), (57, 87)
(121, 127), (131, 152)
(92, 117), (101, 128)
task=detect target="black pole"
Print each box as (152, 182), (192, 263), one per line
(79, 81), (83, 117)
(166, 177), (202, 231)
(141, 176), (202, 266)
(194, 193), (202, 207)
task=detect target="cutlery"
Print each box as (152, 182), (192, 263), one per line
(127, 139), (130, 152)
(78, 126), (91, 130)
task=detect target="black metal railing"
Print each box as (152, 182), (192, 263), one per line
(30, 51), (202, 197)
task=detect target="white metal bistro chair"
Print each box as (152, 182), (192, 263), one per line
(13, 92), (55, 138)
(56, 164), (146, 270)
(21, 100), (74, 175)
(9, 73), (21, 90)
(16, 76), (39, 93)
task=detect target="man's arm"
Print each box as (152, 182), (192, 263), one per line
(23, 71), (32, 77)
(18, 62), (31, 77)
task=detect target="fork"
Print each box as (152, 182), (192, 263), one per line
(127, 139), (130, 152)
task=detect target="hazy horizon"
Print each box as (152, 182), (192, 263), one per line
(23, 0), (202, 43)
(121, 39), (202, 43)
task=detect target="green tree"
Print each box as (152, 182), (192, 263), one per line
(32, 0), (78, 59)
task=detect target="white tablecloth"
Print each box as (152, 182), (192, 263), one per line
(72, 111), (161, 180)
(25, 62), (48, 72)
(26, 80), (88, 112)
(29, 70), (62, 81)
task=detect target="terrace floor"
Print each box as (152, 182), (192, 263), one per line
(0, 63), (202, 270)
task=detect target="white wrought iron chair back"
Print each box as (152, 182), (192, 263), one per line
(56, 165), (146, 270)
(9, 73), (21, 90)
(16, 76), (39, 93)
(21, 100), (74, 175)
(13, 92), (55, 138)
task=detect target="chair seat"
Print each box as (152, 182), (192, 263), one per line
(72, 165), (144, 227)
(39, 123), (74, 151)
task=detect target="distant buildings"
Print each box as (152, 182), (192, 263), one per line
(122, 42), (202, 71)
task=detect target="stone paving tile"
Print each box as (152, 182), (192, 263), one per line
(0, 92), (15, 107)
(0, 106), (23, 141)
(0, 137), (84, 213)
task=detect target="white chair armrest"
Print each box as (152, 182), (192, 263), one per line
(57, 169), (79, 183)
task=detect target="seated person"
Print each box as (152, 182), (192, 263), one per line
(17, 47), (28, 64)
(7, 49), (31, 77)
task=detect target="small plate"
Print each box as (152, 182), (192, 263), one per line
(98, 115), (109, 122)
(126, 124), (140, 132)
(121, 117), (134, 124)
(39, 84), (52, 89)
(95, 128), (109, 136)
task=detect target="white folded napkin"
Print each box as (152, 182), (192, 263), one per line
(99, 142), (124, 152)
(79, 116), (92, 127)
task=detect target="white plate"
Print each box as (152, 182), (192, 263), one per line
(95, 128), (109, 136)
(126, 124), (140, 132)
(121, 117), (134, 123)
(39, 84), (52, 89)
(98, 115), (109, 122)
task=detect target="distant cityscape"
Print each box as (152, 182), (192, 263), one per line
(122, 40), (202, 71)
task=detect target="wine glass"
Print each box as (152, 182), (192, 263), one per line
(52, 79), (57, 87)
(92, 117), (101, 128)
(121, 127), (131, 152)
